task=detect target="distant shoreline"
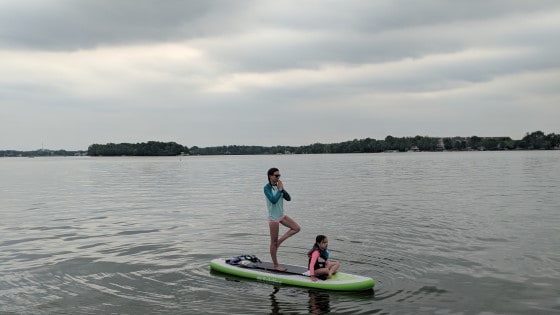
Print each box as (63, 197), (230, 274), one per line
(2, 131), (558, 157)
(1, 149), (559, 159)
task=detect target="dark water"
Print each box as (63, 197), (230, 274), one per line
(1, 152), (559, 314)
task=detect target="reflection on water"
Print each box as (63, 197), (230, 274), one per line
(268, 287), (366, 315)
(1, 152), (560, 314)
(308, 290), (331, 314)
(269, 287), (281, 315)
(266, 287), (340, 315)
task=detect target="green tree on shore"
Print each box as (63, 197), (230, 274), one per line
(87, 141), (188, 156)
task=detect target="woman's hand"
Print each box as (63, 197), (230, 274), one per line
(310, 275), (318, 282)
(277, 180), (284, 191)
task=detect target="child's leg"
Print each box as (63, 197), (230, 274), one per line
(327, 261), (340, 277)
(314, 267), (329, 275)
(313, 267), (330, 279)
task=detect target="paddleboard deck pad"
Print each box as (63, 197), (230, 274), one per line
(210, 255), (374, 291)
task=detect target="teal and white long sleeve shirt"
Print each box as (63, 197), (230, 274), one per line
(263, 183), (291, 221)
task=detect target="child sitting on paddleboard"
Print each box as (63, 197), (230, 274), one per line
(307, 235), (340, 281)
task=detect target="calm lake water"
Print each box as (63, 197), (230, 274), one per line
(1, 152), (559, 314)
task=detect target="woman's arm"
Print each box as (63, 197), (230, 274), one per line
(282, 189), (291, 201)
(264, 184), (283, 204)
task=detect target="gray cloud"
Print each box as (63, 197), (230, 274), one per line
(1, 0), (559, 150)
(0, 0), (252, 50)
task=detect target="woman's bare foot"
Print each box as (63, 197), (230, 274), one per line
(273, 265), (287, 272)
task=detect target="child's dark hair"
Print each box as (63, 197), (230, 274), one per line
(307, 235), (329, 258)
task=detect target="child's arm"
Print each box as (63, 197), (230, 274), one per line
(308, 251), (320, 276)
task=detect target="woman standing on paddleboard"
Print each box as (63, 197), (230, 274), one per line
(264, 167), (300, 271)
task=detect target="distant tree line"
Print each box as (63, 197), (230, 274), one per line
(0, 149), (85, 157)
(189, 131), (559, 155)
(1, 131), (558, 157)
(87, 141), (188, 156)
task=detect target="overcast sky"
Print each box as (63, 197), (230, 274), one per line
(1, 0), (559, 150)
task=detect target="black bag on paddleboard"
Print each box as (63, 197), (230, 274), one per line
(226, 254), (262, 265)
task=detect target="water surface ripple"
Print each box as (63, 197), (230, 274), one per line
(1, 152), (559, 314)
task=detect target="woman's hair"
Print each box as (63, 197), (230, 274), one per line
(315, 235), (327, 244)
(267, 167), (279, 184)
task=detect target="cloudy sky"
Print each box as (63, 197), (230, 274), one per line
(1, 0), (559, 150)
